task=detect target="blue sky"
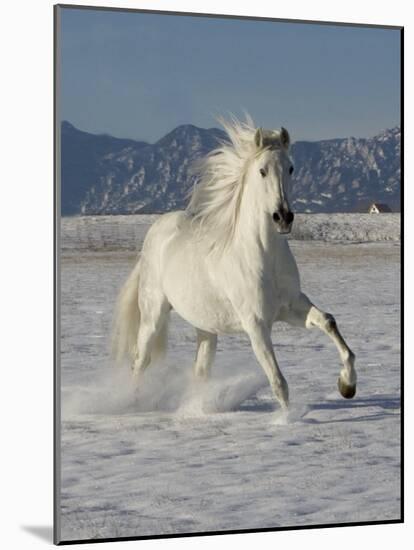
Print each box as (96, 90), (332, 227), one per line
(59, 7), (401, 143)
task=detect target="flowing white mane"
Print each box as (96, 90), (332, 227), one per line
(186, 115), (259, 250)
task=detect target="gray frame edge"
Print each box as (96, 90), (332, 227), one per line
(54, 4), (62, 546)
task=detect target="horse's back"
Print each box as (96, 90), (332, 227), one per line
(143, 210), (186, 242)
(140, 210), (203, 286)
(140, 211), (184, 262)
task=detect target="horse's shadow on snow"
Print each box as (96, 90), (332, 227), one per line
(301, 394), (400, 425)
(236, 394), (400, 424)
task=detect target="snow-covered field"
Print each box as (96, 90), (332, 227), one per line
(59, 215), (401, 542)
(61, 213), (400, 252)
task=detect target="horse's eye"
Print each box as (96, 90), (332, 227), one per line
(259, 168), (266, 177)
(289, 166), (294, 175)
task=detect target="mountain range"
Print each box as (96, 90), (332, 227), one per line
(60, 121), (401, 215)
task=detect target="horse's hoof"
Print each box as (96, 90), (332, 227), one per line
(338, 377), (356, 399)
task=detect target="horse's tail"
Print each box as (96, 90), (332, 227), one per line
(111, 257), (169, 366)
(111, 258), (142, 365)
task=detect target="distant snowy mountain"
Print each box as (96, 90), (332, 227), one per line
(60, 122), (400, 215)
(291, 127), (401, 212)
(61, 121), (148, 215)
(79, 124), (224, 215)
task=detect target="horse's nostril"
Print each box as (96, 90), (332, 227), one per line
(273, 212), (281, 222)
(285, 211), (294, 224)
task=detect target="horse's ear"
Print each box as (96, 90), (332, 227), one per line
(254, 127), (264, 149)
(280, 127), (290, 149)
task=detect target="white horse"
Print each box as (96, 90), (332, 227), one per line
(112, 116), (357, 411)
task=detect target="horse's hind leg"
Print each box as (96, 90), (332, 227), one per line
(193, 330), (217, 380)
(281, 293), (357, 399)
(132, 294), (170, 381)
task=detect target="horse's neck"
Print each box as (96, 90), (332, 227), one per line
(232, 203), (285, 266)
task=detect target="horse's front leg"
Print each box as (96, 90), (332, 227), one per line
(281, 293), (357, 399)
(244, 320), (289, 410)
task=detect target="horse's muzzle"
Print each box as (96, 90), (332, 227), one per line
(273, 209), (294, 233)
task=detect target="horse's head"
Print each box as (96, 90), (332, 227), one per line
(247, 127), (295, 234)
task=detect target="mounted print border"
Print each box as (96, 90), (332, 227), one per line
(54, 4), (404, 545)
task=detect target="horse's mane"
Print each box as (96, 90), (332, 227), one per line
(186, 114), (259, 251)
